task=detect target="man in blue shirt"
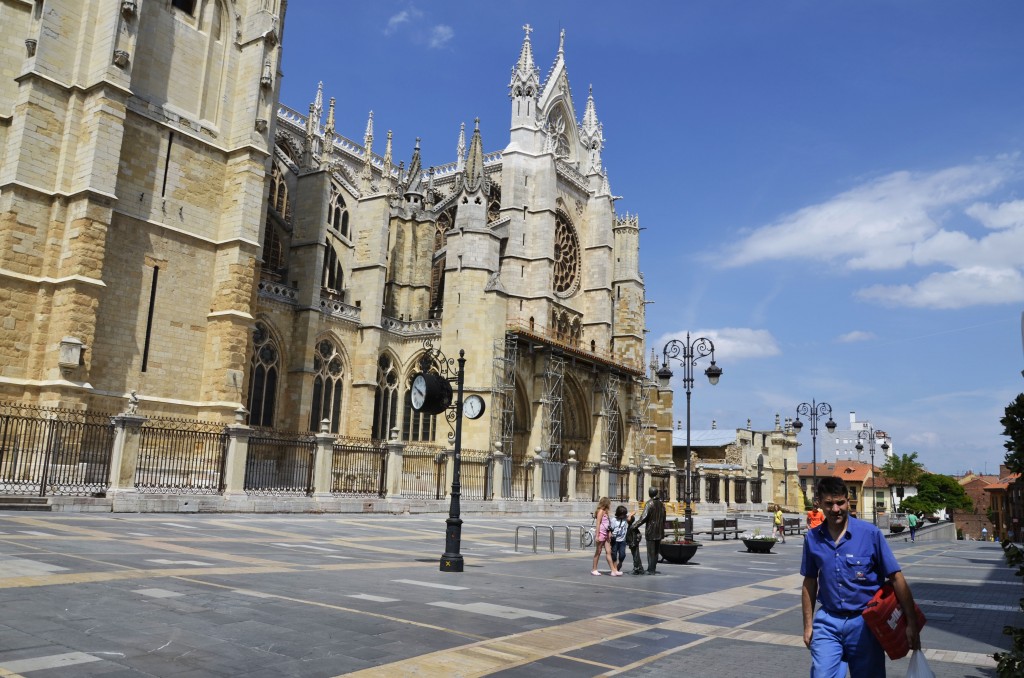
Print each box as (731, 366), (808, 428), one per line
(801, 477), (920, 676)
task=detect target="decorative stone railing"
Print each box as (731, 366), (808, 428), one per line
(257, 280), (298, 304)
(381, 316), (441, 337)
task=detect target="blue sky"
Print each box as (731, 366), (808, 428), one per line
(279, 2), (1024, 476)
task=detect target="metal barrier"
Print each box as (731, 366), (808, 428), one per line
(534, 525), (555, 552)
(514, 525), (537, 552)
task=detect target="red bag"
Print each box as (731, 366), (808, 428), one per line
(861, 582), (926, 660)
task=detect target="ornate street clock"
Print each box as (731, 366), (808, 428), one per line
(410, 372), (453, 415)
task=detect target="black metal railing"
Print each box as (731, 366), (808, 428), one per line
(331, 437), (387, 497)
(401, 447), (447, 499)
(0, 402), (114, 496)
(458, 450), (492, 501)
(576, 462), (599, 502)
(734, 477), (748, 504)
(609, 467), (629, 503)
(136, 418), (227, 494)
(244, 430), (316, 495)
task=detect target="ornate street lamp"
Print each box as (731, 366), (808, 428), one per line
(410, 340), (486, 573)
(792, 400), (836, 499)
(856, 428), (877, 525)
(657, 333), (722, 541)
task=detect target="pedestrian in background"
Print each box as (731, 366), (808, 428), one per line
(609, 505), (630, 572)
(590, 496), (621, 576)
(907, 512), (919, 542)
(807, 504), (824, 531)
(801, 477), (921, 676)
(774, 504), (786, 543)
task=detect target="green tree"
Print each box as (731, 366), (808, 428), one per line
(880, 452), (924, 511)
(902, 473), (973, 515)
(1001, 393), (1024, 473)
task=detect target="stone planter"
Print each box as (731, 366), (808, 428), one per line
(659, 541), (701, 564)
(742, 538), (776, 554)
(890, 525), (906, 533)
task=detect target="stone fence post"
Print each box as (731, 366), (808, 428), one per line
(641, 462), (652, 501)
(385, 428), (404, 498)
(531, 449), (544, 502)
(669, 462), (678, 504)
(490, 442), (505, 500)
(628, 462), (638, 505)
(312, 419), (336, 499)
(565, 450), (577, 501)
(108, 412), (147, 493)
(598, 456), (610, 500)
(222, 408), (252, 496)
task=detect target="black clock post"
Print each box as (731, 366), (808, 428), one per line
(440, 350), (466, 572)
(409, 340), (484, 573)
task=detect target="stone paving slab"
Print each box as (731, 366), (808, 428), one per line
(0, 512), (1016, 676)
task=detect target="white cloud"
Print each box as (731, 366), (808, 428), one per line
(857, 266), (1024, 309)
(385, 11), (411, 35)
(429, 24), (454, 48)
(965, 199), (1024, 230)
(836, 331), (876, 343)
(656, 328), (781, 362)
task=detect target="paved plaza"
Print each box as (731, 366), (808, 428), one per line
(0, 510), (1016, 677)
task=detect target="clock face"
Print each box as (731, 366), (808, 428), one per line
(463, 394), (485, 420)
(411, 374), (428, 411)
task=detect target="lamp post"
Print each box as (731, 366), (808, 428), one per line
(855, 428), (876, 525)
(657, 333), (723, 541)
(792, 401), (836, 501)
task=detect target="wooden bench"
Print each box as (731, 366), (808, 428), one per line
(710, 517), (740, 540)
(784, 518), (805, 536)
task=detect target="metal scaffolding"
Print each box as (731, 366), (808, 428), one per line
(541, 351), (565, 462)
(630, 375), (655, 466)
(601, 372), (621, 466)
(491, 335), (518, 460)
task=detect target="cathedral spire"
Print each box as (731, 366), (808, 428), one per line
(360, 110), (375, 192)
(302, 81), (324, 168)
(580, 85), (604, 173)
(456, 122), (466, 173)
(464, 118), (485, 191)
(382, 130), (394, 193)
(323, 96), (336, 159)
(509, 23), (540, 98)
(403, 137), (423, 198)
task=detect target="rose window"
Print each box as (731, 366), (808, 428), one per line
(553, 212), (580, 297)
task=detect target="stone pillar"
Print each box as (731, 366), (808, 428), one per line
(445, 448), (456, 499)
(491, 443), (505, 500)
(385, 429), (405, 498)
(668, 462), (678, 504)
(531, 449), (544, 502)
(565, 449), (577, 501)
(108, 412), (147, 493)
(598, 455), (610, 500)
(222, 419), (252, 496)
(312, 419), (336, 499)
(627, 461), (638, 505)
(641, 462), (652, 501)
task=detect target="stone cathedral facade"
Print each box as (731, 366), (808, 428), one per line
(0, 3), (658, 469)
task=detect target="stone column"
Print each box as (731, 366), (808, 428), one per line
(222, 414), (252, 496)
(627, 461), (638, 505)
(668, 462), (678, 504)
(491, 443), (505, 501)
(531, 449), (544, 502)
(641, 462), (652, 501)
(598, 455), (610, 500)
(311, 419), (336, 499)
(565, 449), (577, 502)
(107, 412), (147, 493)
(385, 428), (404, 498)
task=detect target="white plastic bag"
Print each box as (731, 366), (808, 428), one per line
(906, 651), (936, 678)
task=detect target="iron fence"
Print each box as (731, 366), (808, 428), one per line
(0, 402), (113, 496)
(505, 457), (531, 501)
(734, 477), (748, 504)
(331, 437), (387, 497)
(401, 447), (447, 499)
(457, 450), (492, 501)
(136, 418), (227, 494)
(651, 467), (670, 500)
(609, 467), (629, 503)
(244, 430), (316, 495)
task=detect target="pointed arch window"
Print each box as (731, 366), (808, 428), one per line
(327, 189), (350, 238)
(372, 354), (400, 440)
(247, 322), (279, 427)
(261, 220), (285, 279)
(309, 339), (344, 433)
(487, 183), (501, 223)
(269, 164), (289, 222)
(172, 0), (196, 14)
(321, 238), (343, 294)
(546, 106), (571, 159)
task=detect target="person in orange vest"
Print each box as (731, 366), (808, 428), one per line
(807, 504), (825, 531)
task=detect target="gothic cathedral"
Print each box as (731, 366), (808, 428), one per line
(0, 2), (656, 468)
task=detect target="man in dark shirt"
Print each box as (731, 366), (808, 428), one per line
(633, 486), (666, 574)
(801, 477), (920, 676)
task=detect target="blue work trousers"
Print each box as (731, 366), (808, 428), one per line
(809, 607), (886, 677)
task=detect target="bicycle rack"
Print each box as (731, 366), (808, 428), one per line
(514, 525), (538, 552)
(534, 525), (555, 553)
